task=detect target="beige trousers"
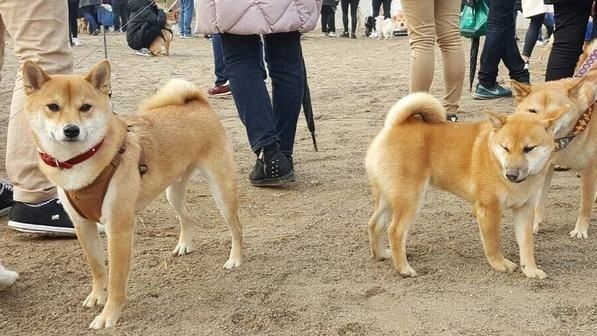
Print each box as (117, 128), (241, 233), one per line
(0, 0), (73, 203)
(401, 0), (464, 114)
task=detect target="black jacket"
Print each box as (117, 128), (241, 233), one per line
(544, 0), (592, 4)
(126, 0), (166, 50)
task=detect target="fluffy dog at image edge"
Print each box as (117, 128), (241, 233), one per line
(21, 60), (243, 329)
(366, 92), (567, 279)
(511, 42), (597, 238)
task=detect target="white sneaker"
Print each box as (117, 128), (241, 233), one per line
(72, 37), (82, 46)
(328, 32), (337, 37)
(321, 32), (327, 37)
(136, 48), (153, 57)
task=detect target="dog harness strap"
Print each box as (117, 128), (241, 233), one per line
(575, 46), (597, 77)
(39, 140), (104, 169)
(554, 101), (595, 151)
(64, 147), (124, 223)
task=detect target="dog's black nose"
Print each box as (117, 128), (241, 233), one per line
(63, 124), (80, 139)
(506, 172), (519, 181)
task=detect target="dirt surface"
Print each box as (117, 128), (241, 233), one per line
(0, 32), (596, 336)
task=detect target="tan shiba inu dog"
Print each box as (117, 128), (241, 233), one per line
(512, 75), (597, 238)
(148, 9), (177, 56)
(22, 60), (242, 329)
(366, 93), (566, 279)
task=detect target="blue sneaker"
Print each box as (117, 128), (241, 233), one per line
(473, 84), (513, 100)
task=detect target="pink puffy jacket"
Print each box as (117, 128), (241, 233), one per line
(196, 0), (322, 35)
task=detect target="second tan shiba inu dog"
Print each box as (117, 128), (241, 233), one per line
(22, 60), (242, 329)
(366, 93), (566, 279)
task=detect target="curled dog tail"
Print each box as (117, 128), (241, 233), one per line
(384, 92), (446, 129)
(141, 79), (208, 111)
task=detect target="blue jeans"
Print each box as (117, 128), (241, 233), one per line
(179, 0), (193, 36)
(212, 34), (227, 86)
(221, 32), (305, 156)
(80, 5), (99, 33)
(478, 0), (529, 87)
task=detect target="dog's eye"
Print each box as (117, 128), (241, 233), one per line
(46, 103), (60, 112)
(501, 145), (509, 153)
(524, 146), (536, 153)
(527, 108), (537, 113)
(80, 104), (92, 112)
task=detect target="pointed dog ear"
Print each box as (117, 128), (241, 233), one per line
(485, 111), (508, 129)
(511, 80), (531, 103)
(22, 61), (51, 95)
(565, 76), (585, 97)
(544, 105), (571, 135)
(84, 59), (111, 95)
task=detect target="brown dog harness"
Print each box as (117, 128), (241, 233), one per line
(554, 100), (595, 152)
(38, 128), (147, 223)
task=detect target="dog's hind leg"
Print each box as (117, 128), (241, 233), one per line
(386, 184), (426, 277)
(368, 185), (392, 261)
(198, 155), (242, 269)
(533, 167), (553, 234)
(168, 168), (194, 256)
(570, 164), (597, 238)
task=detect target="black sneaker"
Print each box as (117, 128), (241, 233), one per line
(8, 198), (76, 236)
(249, 147), (294, 187)
(341, 31), (349, 38)
(0, 181), (13, 217)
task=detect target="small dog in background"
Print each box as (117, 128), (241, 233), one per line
(148, 9), (177, 56)
(365, 16), (375, 37)
(78, 17), (89, 35)
(392, 11), (408, 36)
(375, 16), (393, 40)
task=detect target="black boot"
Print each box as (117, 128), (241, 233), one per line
(249, 145), (294, 187)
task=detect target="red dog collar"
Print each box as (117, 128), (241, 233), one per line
(39, 140), (104, 169)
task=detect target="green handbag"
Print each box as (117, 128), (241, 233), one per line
(459, 0), (489, 38)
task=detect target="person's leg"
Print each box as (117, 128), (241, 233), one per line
(321, 5), (329, 33)
(351, 0), (360, 34)
(68, 0), (78, 38)
(382, 0), (391, 19)
(401, 0), (436, 94)
(434, 0), (464, 115)
(546, 1), (591, 81)
(81, 6), (99, 33)
(478, 0), (527, 88)
(212, 34), (227, 86)
(120, 1), (129, 32)
(543, 12), (554, 38)
(0, 0), (73, 204)
(522, 14), (544, 59)
(181, 0), (193, 36)
(372, 0), (382, 17)
(112, 0), (121, 31)
(328, 5), (336, 33)
(221, 34), (278, 152)
(263, 32), (305, 157)
(341, 0), (349, 33)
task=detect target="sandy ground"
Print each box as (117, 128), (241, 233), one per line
(0, 31), (596, 336)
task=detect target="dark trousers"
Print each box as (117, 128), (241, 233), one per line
(341, 0), (359, 34)
(221, 32), (305, 156)
(68, 0), (79, 38)
(545, 1), (592, 81)
(212, 34), (227, 86)
(478, 0), (529, 87)
(523, 14), (553, 57)
(80, 5), (99, 33)
(372, 0), (391, 19)
(112, 0), (129, 32)
(321, 5), (336, 33)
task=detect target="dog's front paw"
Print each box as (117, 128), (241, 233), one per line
(398, 265), (418, 278)
(569, 228), (588, 239)
(372, 249), (392, 261)
(223, 257), (241, 270)
(83, 290), (106, 308)
(89, 311), (120, 329)
(522, 267), (547, 279)
(491, 258), (518, 273)
(172, 242), (193, 256)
